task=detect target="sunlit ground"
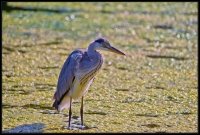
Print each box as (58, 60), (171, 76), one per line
(2, 2), (197, 133)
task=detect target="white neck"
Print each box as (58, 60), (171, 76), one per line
(87, 42), (100, 57)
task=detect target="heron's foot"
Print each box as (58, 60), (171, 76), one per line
(80, 125), (85, 130)
(65, 124), (86, 130)
(67, 126), (72, 130)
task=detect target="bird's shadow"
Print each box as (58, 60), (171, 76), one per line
(2, 123), (45, 133)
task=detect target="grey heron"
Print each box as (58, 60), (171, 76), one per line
(53, 37), (125, 129)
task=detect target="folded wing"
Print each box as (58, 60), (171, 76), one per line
(53, 49), (84, 110)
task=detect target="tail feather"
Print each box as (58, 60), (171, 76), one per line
(52, 100), (59, 111)
(52, 96), (71, 111)
(59, 96), (71, 111)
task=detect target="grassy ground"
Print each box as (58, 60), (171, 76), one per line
(2, 2), (198, 133)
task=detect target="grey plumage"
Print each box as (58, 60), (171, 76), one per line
(53, 49), (84, 110)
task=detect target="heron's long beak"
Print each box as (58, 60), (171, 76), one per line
(108, 46), (126, 55)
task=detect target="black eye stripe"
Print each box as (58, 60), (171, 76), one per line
(95, 38), (105, 44)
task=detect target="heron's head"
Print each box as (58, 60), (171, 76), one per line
(92, 38), (125, 55)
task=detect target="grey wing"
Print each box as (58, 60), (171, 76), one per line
(53, 49), (84, 109)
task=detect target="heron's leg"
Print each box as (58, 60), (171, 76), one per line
(80, 96), (84, 126)
(68, 97), (72, 129)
